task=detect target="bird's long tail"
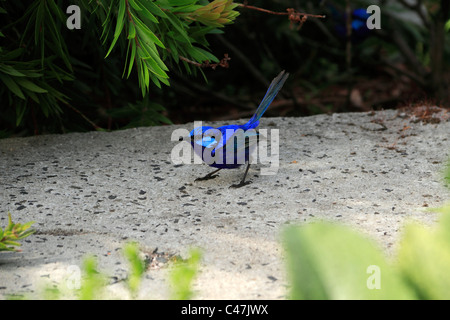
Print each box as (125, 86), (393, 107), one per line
(243, 70), (289, 130)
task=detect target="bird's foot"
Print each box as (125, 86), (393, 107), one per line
(195, 174), (219, 182)
(229, 180), (252, 188)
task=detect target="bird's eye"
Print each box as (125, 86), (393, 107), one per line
(203, 135), (215, 141)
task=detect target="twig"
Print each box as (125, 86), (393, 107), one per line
(178, 53), (231, 70)
(65, 103), (103, 131)
(238, 3), (326, 30)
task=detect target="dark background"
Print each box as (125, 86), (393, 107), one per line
(163, 0), (449, 125)
(1, 0), (449, 136)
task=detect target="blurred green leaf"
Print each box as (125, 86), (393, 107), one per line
(15, 78), (48, 93)
(79, 256), (108, 300)
(0, 74), (26, 100)
(283, 222), (416, 299)
(169, 248), (202, 300)
(397, 212), (450, 299)
(0, 64), (26, 77)
(123, 242), (146, 297)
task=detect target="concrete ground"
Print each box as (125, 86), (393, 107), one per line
(0, 109), (449, 299)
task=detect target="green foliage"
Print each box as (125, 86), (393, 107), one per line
(122, 242), (146, 297)
(95, 0), (239, 94)
(284, 213), (450, 299)
(78, 256), (109, 300)
(0, 1), (72, 132)
(67, 242), (147, 300)
(283, 223), (414, 299)
(397, 209), (450, 299)
(284, 161), (450, 299)
(0, 212), (35, 252)
(0, 0), (239, 135)
(8, 242), (202, 300)
(169, 248), (202, 300)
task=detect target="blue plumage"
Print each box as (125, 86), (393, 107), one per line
(326, 2), (372, 42)
(189, 70), (289, 188)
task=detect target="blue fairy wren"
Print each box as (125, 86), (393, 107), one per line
(333, 7), (372, 42)
(188, 70), (289, 188)
(322, 1), (372, 43)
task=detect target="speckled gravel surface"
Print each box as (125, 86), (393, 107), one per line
(1, 109), (449, 299)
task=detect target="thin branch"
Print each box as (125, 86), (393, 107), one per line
(65, 103), (103, 131)
(238, 3), (326, 30)
(178, 53), (231, 70)
(237, 3), (325, 19)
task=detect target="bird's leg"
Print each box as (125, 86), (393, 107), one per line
(230, 162), (252, 188)
(195, 168), (222, 181)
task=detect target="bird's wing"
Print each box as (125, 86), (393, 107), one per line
(213, 127), (260, 165)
